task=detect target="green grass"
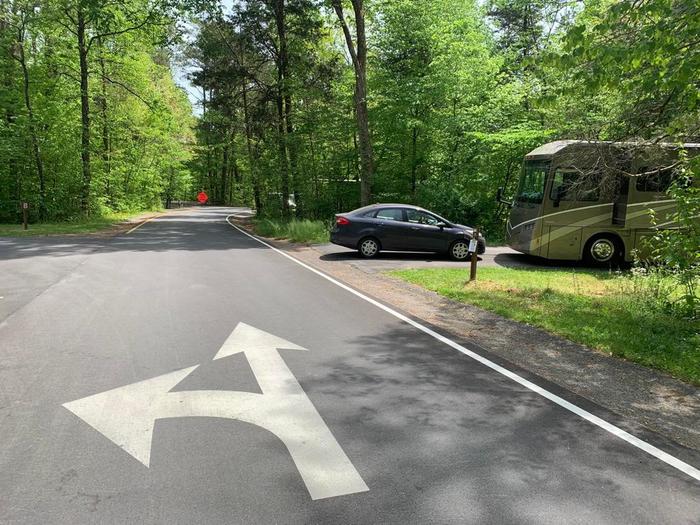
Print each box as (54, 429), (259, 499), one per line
(0, 210), (159, 237)
(390, 267), (700, 384)
(253, 218), (329, 244)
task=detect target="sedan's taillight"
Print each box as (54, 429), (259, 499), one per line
(336, 216), (350, 226)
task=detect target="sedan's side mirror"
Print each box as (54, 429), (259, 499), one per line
(436, 221), (447, 229)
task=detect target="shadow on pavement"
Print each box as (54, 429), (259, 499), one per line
(318, 251), (466, 263)
(0, 208), (261, 262)
(301, 323), (698, 522)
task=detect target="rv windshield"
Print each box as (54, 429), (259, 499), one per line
(515, 161), (549, 204)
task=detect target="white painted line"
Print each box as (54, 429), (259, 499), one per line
(225, 214), (700, 482)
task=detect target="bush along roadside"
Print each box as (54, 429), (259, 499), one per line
(252, 218), (329, 244)
(641, 156), (700, 319)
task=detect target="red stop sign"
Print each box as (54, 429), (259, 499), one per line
(197, 191), (208, 204)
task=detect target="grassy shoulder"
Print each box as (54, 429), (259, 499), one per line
(0, 210), (162, 237)
(252, 218), (329, 244)
(390, 267), (700, 384)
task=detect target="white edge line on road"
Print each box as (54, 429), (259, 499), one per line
(225, 215), (700, 482)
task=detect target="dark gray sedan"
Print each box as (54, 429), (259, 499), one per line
(330, 204), (486, 259)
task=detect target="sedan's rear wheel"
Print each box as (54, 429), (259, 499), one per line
(450, 240), (470, 261)
(358, 237), (380, 258)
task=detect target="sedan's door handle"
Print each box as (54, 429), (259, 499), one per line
(410, 226), (421, 230)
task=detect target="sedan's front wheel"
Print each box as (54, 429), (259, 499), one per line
(358, 237), (380, 258)
(449, 240), (471, 261)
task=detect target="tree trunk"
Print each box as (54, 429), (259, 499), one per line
(285, 93), (299, 215)
(309, 132), (319, 217)
(275, 93), (289, 215)
(332, 0), (374, 206)
(17, 22), (46, 220)
(410, 126), (418, 197)
(241, 81), (262, 212)
(231, 127), (241, 184)
(221, 142), (229, 204)
(201, 84), (214, 198)
(229, 126), (240, 205)
(77, 8), (91, 215)
(274, 0), (290, 216)
(97, 38), (111, 205)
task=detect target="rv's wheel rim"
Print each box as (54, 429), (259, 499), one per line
(590, 239), (615, 262)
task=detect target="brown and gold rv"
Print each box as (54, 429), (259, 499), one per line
(504, 140), (699, 265)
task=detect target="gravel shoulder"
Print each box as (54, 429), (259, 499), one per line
(233, 220), (700, 453)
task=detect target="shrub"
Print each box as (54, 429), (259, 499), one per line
(253, 218), (329, 244)
(642, 155), (700, 319)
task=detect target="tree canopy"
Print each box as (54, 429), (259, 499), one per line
(1, 0), (697, 235)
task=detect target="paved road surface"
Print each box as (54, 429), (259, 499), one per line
(311, 243), (548, 273)
(1, 207), (698, 524)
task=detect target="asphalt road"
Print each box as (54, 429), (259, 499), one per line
(1, 207), (698, 524)
(312, 243), (546, 272)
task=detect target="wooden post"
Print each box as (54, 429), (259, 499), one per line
(469, 227), (479, 282)
(22, 202), (29, 230)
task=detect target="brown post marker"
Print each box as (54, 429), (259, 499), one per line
(469, 227), (479, 282)
(22, 202), (29, 230)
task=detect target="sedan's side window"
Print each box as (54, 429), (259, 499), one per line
(376, 208), (404, 221)
(405, 210), (439, 226)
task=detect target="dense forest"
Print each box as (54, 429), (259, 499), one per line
(1, 0), (698, 236)
(0, 0), (194, 222)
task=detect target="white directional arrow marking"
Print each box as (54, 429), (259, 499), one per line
(63, 323), (368, 500)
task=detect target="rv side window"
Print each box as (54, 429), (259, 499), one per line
(550, 169), (600, 202)
(516, 162), (548, 204)
(636, 167), (673, 193)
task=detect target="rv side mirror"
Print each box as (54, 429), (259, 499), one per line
(552, 186), (563, 208)
(496, 187), (512, 207)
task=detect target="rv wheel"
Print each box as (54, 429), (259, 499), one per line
(584, 235), (623, 267)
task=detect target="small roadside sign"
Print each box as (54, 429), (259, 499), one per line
(197, 191), (208, 205)
(469, 228), (480, 282)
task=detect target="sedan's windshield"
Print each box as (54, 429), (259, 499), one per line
(516, 161), (550, 204)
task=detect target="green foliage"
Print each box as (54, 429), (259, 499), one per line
(189, 0), (554, 240)
(643, 156), (700, 318)
(392, 267), (700, 384)
(253, 218), (329, 244)
(2, 0), (697, 262)
(0, 0), (194, 224)
(555, 0), (699, 139)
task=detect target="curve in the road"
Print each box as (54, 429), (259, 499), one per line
(225, 214), (700, 483)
